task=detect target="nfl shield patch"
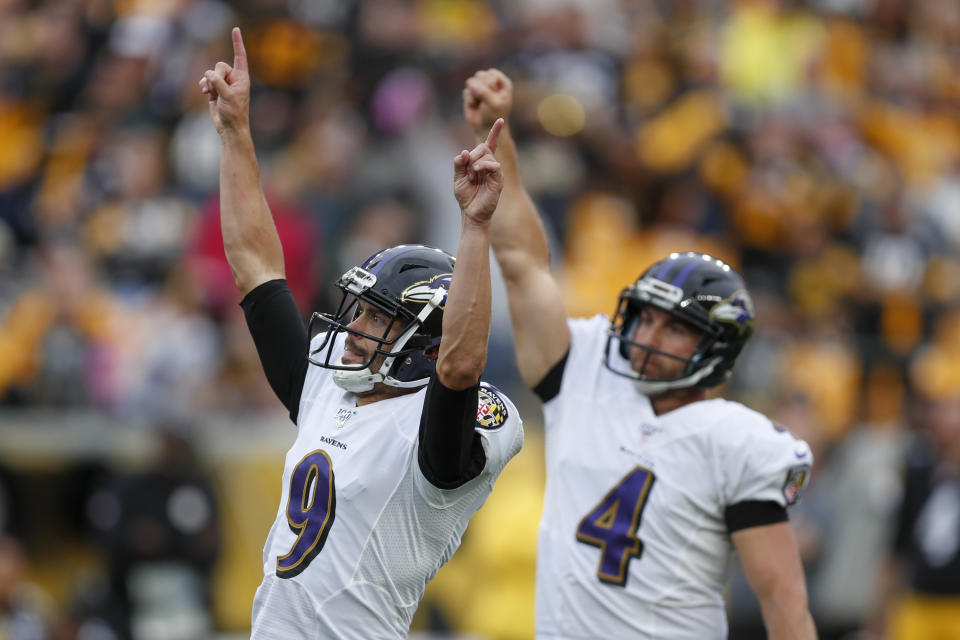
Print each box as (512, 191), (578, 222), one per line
(476, 386), (508, 430)
(782, 465), (810, 505)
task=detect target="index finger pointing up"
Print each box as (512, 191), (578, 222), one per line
(485, 118), (504, 153)
(232, 27), (248, 72)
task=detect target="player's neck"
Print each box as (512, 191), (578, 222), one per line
(354, 383), (420, 407)
(649, 387), (707, 416)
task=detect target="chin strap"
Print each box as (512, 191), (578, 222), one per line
(332, 289), (445, 393)
(331, 360), (382, 393)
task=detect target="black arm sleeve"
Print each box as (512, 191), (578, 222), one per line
(240, 279), (310, 424)
(418, 372), (487, 490)
(532, 350), (569, 402)
(724, 500), (789, 533)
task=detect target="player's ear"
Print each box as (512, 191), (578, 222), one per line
(425, 345), (439, 361)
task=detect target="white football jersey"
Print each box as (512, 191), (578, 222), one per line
(251, 335), (523, 639)
(535, 316), (812, 640)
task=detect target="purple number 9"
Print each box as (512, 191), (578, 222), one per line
(277, 450), (336, 578)
(575, 466), (655, 586)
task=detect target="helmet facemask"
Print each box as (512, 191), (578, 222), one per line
(605, 291), (724, 395)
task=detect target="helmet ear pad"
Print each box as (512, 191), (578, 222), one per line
(389, 335), (441, 382)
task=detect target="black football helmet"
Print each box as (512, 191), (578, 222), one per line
(604, 251), (755, 394)
(307, 244), (455, 393)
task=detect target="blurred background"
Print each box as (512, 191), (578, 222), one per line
(0, 0), (959, 638)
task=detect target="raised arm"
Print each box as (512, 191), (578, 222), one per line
(463, 69), (570, 388)
(436, 119), (505, 390)
(732, 523), (818, 640)
(415, 121), (505, 487)
(200, 27), (285, 296)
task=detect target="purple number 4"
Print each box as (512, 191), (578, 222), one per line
(277, 450), (336, 578)
(575, 466), (655, 586)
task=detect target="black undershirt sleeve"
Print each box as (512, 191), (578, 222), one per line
(418, 372), (487, 490)
(240, 279), (310, 424)
(532, 350), (570, 402)
(724, 500), (789, 533)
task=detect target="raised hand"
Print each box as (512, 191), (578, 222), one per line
(199, 27), (250, 135)
(463, 69), (513, 139)
(454, 118), (504, 225)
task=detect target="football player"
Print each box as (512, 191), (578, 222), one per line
(463, 69), (816, 639)
(200, 30), (523, 639)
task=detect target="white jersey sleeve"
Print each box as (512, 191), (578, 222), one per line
(415, 382), (524, 509)
(540, 315), (614, 411)
(474, 382), (524, 475)
(717, 404), (814, 510)
(566, 314), (610, 373)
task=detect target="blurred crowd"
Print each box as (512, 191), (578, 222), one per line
(1, 0), (959, 638)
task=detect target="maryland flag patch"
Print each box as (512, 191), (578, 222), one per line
(782, 465), (810, 505)
(477, 385), (508, 430)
